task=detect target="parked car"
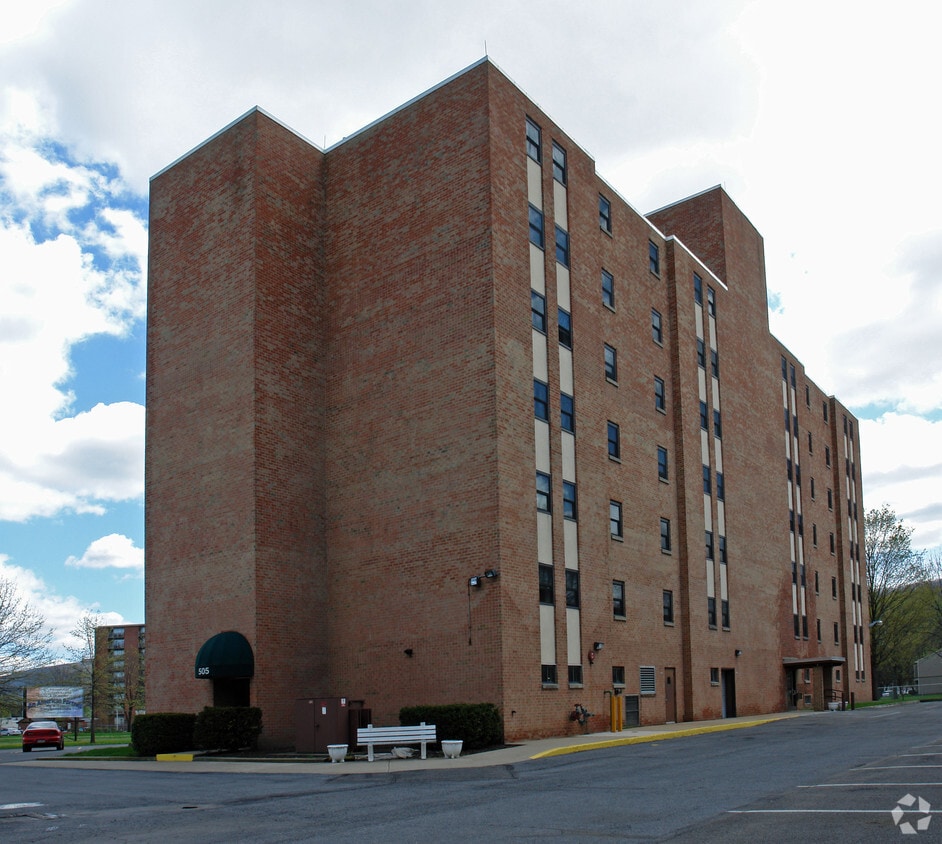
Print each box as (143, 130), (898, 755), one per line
(1, 726), (22, 736)
(22, 721), (64, 752)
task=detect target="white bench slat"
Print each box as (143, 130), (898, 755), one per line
(356, 722), (437, 761)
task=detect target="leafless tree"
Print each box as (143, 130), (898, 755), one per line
(0, 578), (53, 715)
(64, 612), (119, 743)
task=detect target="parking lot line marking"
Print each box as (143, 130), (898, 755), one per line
(0, 803), (43, 810)
(799, 783), (942, 788)
(866, 765), (942, 769)
(729, 809), (942, 815)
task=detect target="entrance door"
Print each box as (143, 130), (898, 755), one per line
(721, 669), (737, 718)
(665, 667), (677, 723)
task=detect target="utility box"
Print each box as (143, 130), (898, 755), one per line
(295, 697), (369, 753)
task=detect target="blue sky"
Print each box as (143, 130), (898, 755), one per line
(1, 0), (941, 654)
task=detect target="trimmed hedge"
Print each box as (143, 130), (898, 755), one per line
(194, 706), (263, 751)
(131, 712), (196, 756)
(399, 703), (502, 750)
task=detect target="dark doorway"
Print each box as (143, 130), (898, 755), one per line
(213, 678), (250, 707)
(665, 667), (677, 723)
(721, 669), (737, 717)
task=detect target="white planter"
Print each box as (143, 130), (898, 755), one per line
(441, 740), (463, 759)
(327, 744), (348, 763)
(827, 702), (840, 711)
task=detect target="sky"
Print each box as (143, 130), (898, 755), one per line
(1, 0), (940, 655)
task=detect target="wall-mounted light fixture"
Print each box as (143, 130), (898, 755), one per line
(404, 648), (414, 657)
(467, 569), (500, 644)
(593, 642), (604, 651)
(469, 576), (482, 588)
(735, 649), (743, 657)
(484, 569), (499, 580)
(869, 619), (883, 628)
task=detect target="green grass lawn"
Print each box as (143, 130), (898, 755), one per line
(0, 731), (131, 751)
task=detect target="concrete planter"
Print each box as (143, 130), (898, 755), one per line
(441, 740), (463, 759)
(327, 744), (348, 762)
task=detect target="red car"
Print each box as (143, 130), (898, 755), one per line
(22, 721), (64, 752)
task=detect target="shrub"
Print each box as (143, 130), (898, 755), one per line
(131, 713), (196, 756)
(194, 706), (263, 751)
(399, 703), (502, 750)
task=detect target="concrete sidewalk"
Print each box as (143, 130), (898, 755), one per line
(25, 711), (805, 775)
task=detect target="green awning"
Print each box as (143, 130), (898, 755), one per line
(195, 631), (254, 679)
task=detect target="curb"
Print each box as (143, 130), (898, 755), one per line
(529, 715), (796, 759)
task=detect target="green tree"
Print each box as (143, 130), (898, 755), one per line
(866, 505), (929, 697)
(0, 578), (52, 715)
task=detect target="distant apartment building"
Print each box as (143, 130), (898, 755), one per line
(94, 623), (145, 730)
(145, 58), (870, 748)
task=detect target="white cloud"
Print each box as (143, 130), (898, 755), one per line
(0, 555), (125, 655)
(65, 533), (143, 572)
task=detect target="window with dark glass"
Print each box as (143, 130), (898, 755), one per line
(607, 421), (620, 459)
(825, 445), (831, 467)
(526, 117), (541, 162)
(649, 241), (660, 275)
(711, 349), (719, 378)
(539, 564), (554, 604)
(652, 309), (663, 344)
(708, 596), (717, 626)
(566, 569), (580, 608)
(697, 338), (706, 367)
(531, 290), (546, 332)
(562, 481), (577, 520)
(613, 580), (626, 618)
(558, 308), (572, 348)
(703, 464), (711, 495)
(700, 401), (709, 429)
(717, 472), (725, 501)
(660, 518), (671, 552)
(833, 622), (839, 644)
(552, 142), (566, 184)
(568, 665), (583, 685)
(536, 472), (551, 512)
(555, 225), (570, 267)
(528, 204), (544, 248)
(602, 269), (614, 308)
(663, 590), (674, 624)
(719, 535), (727, 564)
(694, 273), (703, 304)
(612, 665), (626, 686)
(560, 393), (574, 433)
(654, 376), (665, 411)
(657, 446), (668, 481)
(604, 344), (617, 381)
(707, 286), (716, 316)
(599, 195), (612, 233)
(610, 501), (623, 538)
(721, 600), (730, 628)
(534, 379), (549, 420)
(713, 409), (722, 439)
(706, 530), (714, 560)
(542, 664), (557, 684)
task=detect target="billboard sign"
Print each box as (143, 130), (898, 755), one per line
(25, 686), (84, 719)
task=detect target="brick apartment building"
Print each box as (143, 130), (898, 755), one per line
(145, 58), (870, 748)
(93, 623), (145, 730)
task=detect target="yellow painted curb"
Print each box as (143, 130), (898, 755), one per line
(156, 753), (194, 762)
(529, 716), (793, 759)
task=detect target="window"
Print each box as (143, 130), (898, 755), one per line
(558, 308), (572, 348)
(562, 481), (577, 520)
(823, 400), (829, 422)
(815, 570), (820, 594)
(694, 273), (703, 304)
(534, 379), (549, 421)
(663, 590), (674, 624)
(526, 117), (541, 162)
(660, 518), (671, 553)
(829, 532), (835, 554)
(719, 535), (727, 564)
(528, 204), (544, 248)
(539, 564), (554, 604)
(649, 240), (660, 275)
(599, 195), (612, 233)
(607, 421), (620, 459)
(610, 501), (623, 538)
(541, 664), (558, 685)
(536, 472), (551, 512)
(565, 569), (580, 608)
(816, 618), (822, 642)
(825, 445), (831, 467)
(805, 385), (811, 407)
(640, 665), (656, 695)
(651, 309), (663, 344)
(568, 665), (583, 685)
(552, 142), (566, 184)
(808, 432), (813, 453)
(531, 290), (546, 332)
(827, 487), (833, 510)
(832, 576), (837, 599)
(560, 393), (575, 433)
(613, 580), (626, 618)
(697, 338), (706, 367)
(657, 446), (669, 481)
(705, 530), (714, 560)
(703, 464), (711, 495)
(834, 622), (840, 645)
(654, 376), (666, 412)
(711, 349), (719, 379)
(713, 410), (722, 439)
(707, 286), (716, 316)
(708, 596), (717, 626)
(700, 401), (708, 429)
(721, 599), (730, 628)
(604, 344), (618, 382)
(813, 523), (818, 546)
(555, 225), (570, 267)
(602, 269), (614, 308)
(710, 667), (720, 685)
(612, 666), (626, 687)
(717, 472), (725, 501)
(810, 476), (816, 499)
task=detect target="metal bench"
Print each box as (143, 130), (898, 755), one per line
(356, 722), (437, 761)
